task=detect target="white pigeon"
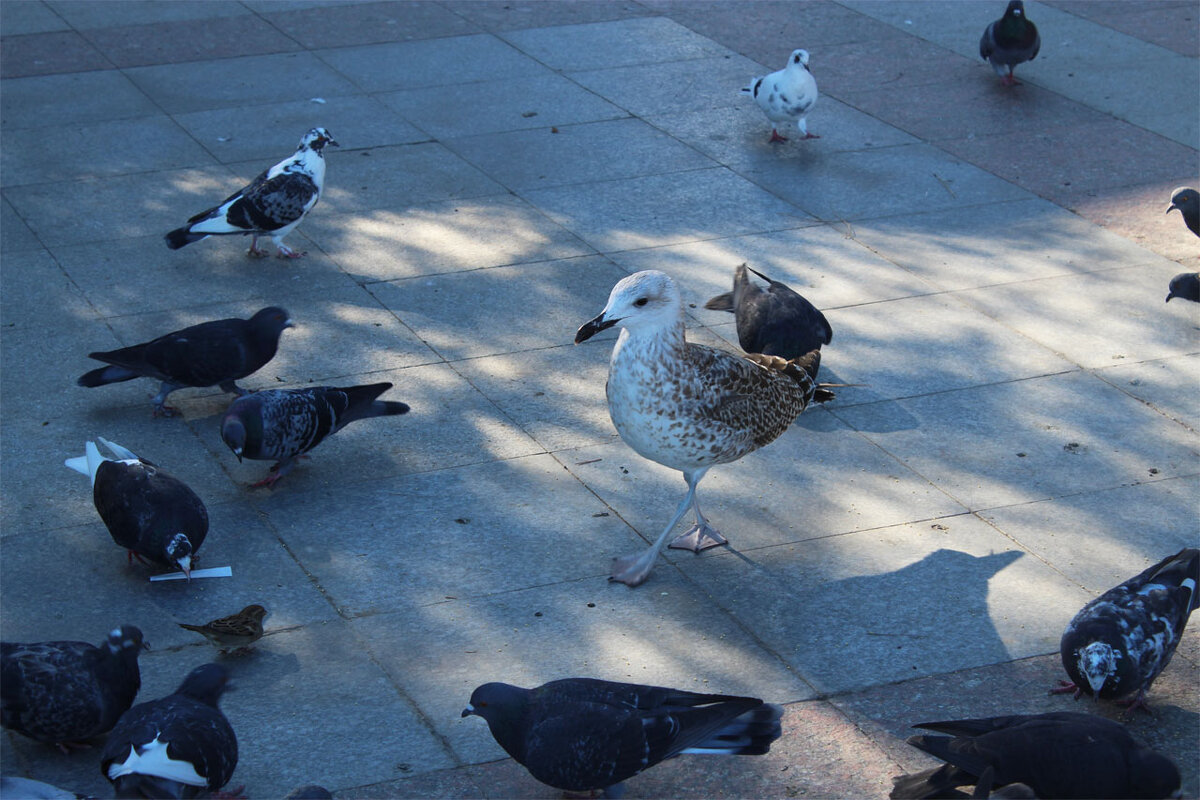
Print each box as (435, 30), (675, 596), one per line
(742, 49), (819, 143)
(165, 127), (338, 259)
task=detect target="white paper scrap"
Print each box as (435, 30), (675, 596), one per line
(150, 566), (233, 582)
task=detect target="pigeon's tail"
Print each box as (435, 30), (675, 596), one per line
(64, 440), (106, 487)
(77, 363), (141, 388)
(110, 773), (191, 799)
(1147, 548), (1200, 613)
(164, 226), (207, 250)
(703, 292), (735, 312)
(680, 703), (783, 756)
(889, 763), (972, 799)
(338, 382), (411, 425)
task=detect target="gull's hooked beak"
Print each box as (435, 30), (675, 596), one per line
(574, 313), (619, 344)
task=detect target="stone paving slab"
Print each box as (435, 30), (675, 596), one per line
(1, 2), (1198, 798)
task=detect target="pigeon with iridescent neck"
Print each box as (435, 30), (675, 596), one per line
(980, 1), (1040, 86)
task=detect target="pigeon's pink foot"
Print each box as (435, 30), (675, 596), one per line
(127, 550), (152, 566)
(210, 785), (247, 800)
(1050, 680), (1082, 700)
(1116, 691), (1153, 716)
(249, 472), (284, 489)
(1001, 74), (1020, 87)
(152, 404), (179, 418)
(768, 130), (788, 143)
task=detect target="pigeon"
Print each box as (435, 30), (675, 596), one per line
(1, 626), (147, 752)
(1166, 186), (1199, 237)
(1052, 547), (1199, 713)
(889, 711), (1180, 799)
(1165, 272), (1199, 303)
(742, 48), (819, 142)
(178, 605), (268, 654)
(575, 270), (829, 586)
(980, 0), (1040, 86)
(220, 382), (410, 487)
(101, 663), (237, 799)
(165, 127), (338, 258)
(77, 306), (293, 417)
(704, 264), (832, 359)
(462, 678), (783, 797)
(65, 438), (208, 579)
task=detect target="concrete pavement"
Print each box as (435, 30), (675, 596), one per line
(1, 1), (1197, 797)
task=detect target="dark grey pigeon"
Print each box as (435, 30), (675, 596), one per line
(1167, 186), (1199, 237)
(65, 438), (208, 578)
(165, 128), (337, 259)
(1166, 272), (1200, 303)
(1, 626), (146, 751)
(77, 307), (293, 417)
(980, 0), (1040, 86)
(462, 678), (783, 797)
(220, 382), (410, 487)
(101, 663), (236, 799)
(1053, 548), (1199, 712)
(890, 712), (1180, 799)
(704, 263), (832, 359)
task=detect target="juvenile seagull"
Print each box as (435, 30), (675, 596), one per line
(65, 438), (208, 579)
(77, 306), (293, 417)
(165, 127), (338, 258)
(1053, 548), (1199, 713)
(575, 270), (827, 587)
(705, 263), (832, 359)
(178, 605), (268, 654)
(742, 49), (819, 143)
(980, 0), (1040, 86)
(463, 678), (782, 797)
(1166, 187), (1199, 237)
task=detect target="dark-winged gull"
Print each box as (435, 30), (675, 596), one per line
(575, 270), (827, 587)
(980, 1), (1040, 86)
(1052, 547), (1198, 713)
(890, 712), (1180, 799)
(165, 127), (337, 258)
(704, 263), (832, 359)
(462, 678), (782, 797)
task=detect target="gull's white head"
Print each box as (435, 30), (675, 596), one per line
(575, 270), (683, 343)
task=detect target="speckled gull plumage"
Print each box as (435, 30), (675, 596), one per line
(575, 270), (825, 587)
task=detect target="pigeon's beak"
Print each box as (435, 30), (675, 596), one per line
(284, 318), (296, 329)
(233, 448), (243, 463)
(1166, 203), (1178, 215)
(326, 137), (340, 148)
(177, 555), (192, 582)
(575, 313), (619, 344)
(461, 704), (475, 718)
(1166, 292), (1176, 303)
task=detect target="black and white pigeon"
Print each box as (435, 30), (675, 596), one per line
(1, 626), (146, 753)
(1053, 547), (1199, 713)
(101, 663), (237, 799)
(77, 307), (293, 417)
(220, 382), (410, 487)
(65, 438), (208, 579)
(1166, 186), (1200, 237)
(463, 678), (783, 797)
(704, 264), (832, 359)
(165, 127), (338, 259)
(980, 0), (1040, 86)
(742, 48), (819, 143)
(889, 712), (1181, 799)
(1166, 272), (1200, 303)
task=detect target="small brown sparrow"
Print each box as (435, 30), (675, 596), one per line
(178, 604), (268, 653)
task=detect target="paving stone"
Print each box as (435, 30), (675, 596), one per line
(124, 51), (361, 114)
(368, 254), (631, 361)
(376, 73), (628, 140)
(351, 568), (817, 765)
(1091, 353), (1200, 425)
(567, 53), (768, 117)
(0, 197), (41, 252)
(315, 34), (548, 93)
(1071, 177), (1200, 266)
(445, 117), (715, 192)
(0, 247), (92, 332)
(847, 197), (1167, 291)
(0, 29), (112, 78)
(1, 116), (214, 187)
(45, 0), (249, 29)
(304, 193), (593, 285)
(734, 142), (1034, 223)
(647, 95), (920, 166)
(955, 260), (1200, 369)
(816, 31), (981, 96)
(261, 0), (479, 49)
(80, 12), (302, 68)
(0, 71), (158, 131)
(1045, 0), (1200, 57)
(682, 514), (1092, 694)
(441, 0), (657, 33)
(835, 371), (1200, 511)
(0, 0), (70, 35)
(174, 95), (428, 165)
(501, 17), (732, 71)
(524, 167), (817, 252)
